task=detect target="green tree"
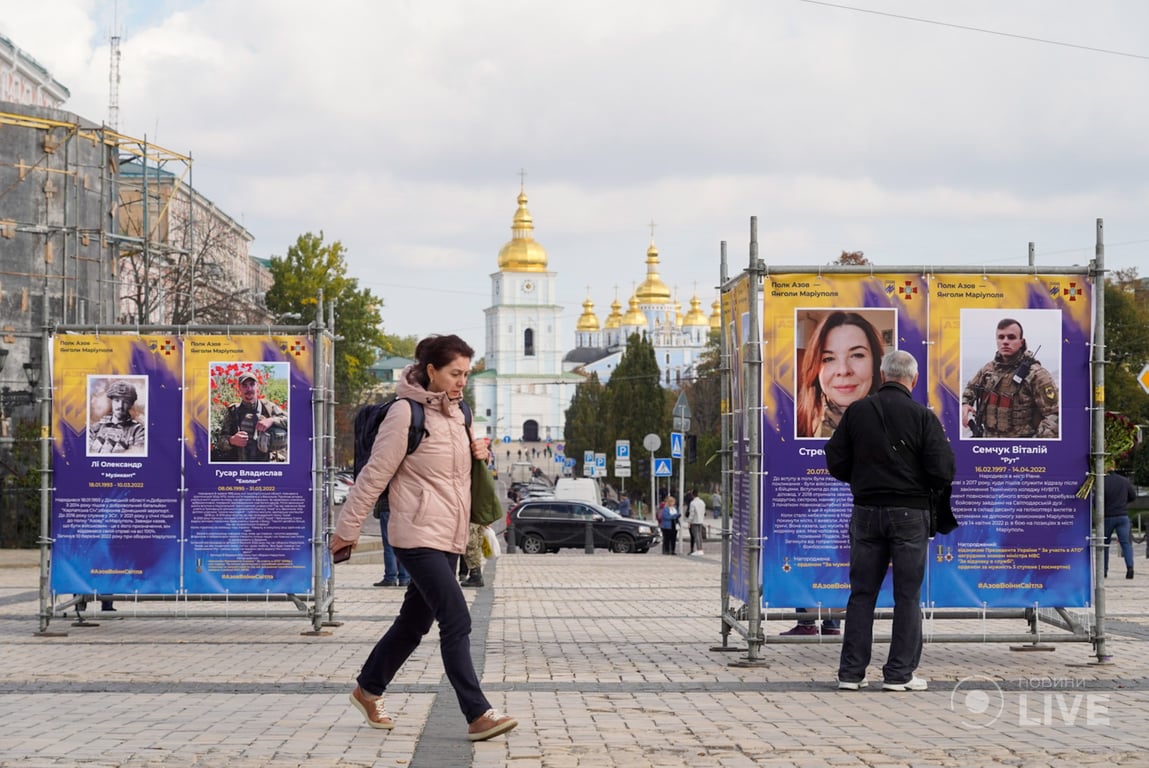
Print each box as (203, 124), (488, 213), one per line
(681, 331), (722, 489)
(603, 333), (671, 503)
(563, 373), (607, 478)
(265, 232), (386, 403)
(1104, 271), (1149, 485)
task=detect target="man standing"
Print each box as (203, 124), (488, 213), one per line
(687, 489), (707, 555)
(1104, 469), (1137, 580)
(961, 318), (1059, 438)
(89, 380), (146, 454)
(218, 371), (288, 462)
(826, 350), (954, 692)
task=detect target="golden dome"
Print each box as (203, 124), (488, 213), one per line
(709, 297), (721, 330)
(622, 294), (647, 326)
(576, 296), (600, 332)
(496, 189), (548, 272)
(684, 294), (709, 327)
(604, 297), (623, 329)
(634, 241), (671, 304)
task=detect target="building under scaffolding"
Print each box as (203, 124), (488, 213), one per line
(1, 42), (272, 544)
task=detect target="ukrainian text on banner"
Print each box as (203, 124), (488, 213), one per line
(50, 335), (183, 595)
(183, 335), (315, 594)
(761, 273), (929, 610)
(929, 274), (1092, 607)
(722, 275), (753, 604)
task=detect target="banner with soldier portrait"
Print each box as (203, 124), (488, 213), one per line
(50, 335), (183, 595)
(49, 333), (318, 597)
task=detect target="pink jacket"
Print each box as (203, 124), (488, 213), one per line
(334, 365), (471, 554)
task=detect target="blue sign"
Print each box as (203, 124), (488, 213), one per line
(653, 458), (673, 477)
(595, 454), (606, 469)
(583, 450), (594, 464)
(502, 435), (511, 444)
(616, 441), (630, 460)
(670, 432), (683, 459)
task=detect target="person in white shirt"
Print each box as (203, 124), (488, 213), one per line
(687, 490), (708, 555)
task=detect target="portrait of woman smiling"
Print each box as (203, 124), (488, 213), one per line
(795, 310), (889, 438)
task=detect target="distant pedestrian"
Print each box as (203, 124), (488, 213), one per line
(1104, 469), (1137, 579)
(658, 496), (680, 555)
(617, 493), (631, 518)
(710, 491), (722, 519)
(687, 489), (707, 555)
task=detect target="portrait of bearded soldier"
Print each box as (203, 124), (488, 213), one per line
(961, 318), (1059, 439)
(88, 379), (147, 454)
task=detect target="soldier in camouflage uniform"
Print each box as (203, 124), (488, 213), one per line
(89, 380), (146, 454)
(460, 523), (485, 587)
(217, 371), (288, 461)
(961, 318), (1059, 439)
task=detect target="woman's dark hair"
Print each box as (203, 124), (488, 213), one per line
(413, 334), (475, 387)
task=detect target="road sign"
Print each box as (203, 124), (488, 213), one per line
(584, 450), (594, 464)
(670, 432), (683, 459)
(616, 440), (630, 460)
(653, 458), (673, 477)
(502, 435), (511, 444)
(595, 452), (607, 469)
(1139, 363), (1149, 395)
(614, 463), (631, 478)
(643, 433), (660, 452)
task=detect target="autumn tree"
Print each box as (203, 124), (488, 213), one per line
(265, 232), (386, 403)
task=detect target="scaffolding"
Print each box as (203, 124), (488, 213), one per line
(714, 217), (1110, 664)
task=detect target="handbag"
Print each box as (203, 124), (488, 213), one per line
(470, 456), (504, 526)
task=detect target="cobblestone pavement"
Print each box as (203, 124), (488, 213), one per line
(1, 544), (1147, 767)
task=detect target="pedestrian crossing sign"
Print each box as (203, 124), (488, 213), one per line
(653, 458), (673, 477)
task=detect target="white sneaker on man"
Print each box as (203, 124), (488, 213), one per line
(882, 675), (928, 691)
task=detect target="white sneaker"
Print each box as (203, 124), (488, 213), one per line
(882, 675), (928, 691)
(837, 677), (868, 691)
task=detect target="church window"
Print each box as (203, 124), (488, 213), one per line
(524, 328), (535, 357)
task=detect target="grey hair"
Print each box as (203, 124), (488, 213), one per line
(881, 350), (918, 383)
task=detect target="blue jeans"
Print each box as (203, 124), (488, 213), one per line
(838, 504), (928, 685)
(1104, 516), (1134, 574)
(356, 547), (491, 722)
(378, 507), (409, 584)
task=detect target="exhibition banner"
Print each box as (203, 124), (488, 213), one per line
(760, 273), (928, 610)
(722, 278), (754, 603)
(49, 333), (318, 598)
(50, 335), (183, 595)
(929, 274), (1092, 607)
(183, 335), (315, 594)
(747, 271), (1092, 611)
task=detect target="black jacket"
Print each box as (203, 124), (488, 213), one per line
(825, 381), (955, 509)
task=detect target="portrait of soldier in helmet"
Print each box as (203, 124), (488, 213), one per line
(87, 377), (148, 456)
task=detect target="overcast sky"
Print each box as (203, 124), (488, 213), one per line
(3, 1), (1147, 355)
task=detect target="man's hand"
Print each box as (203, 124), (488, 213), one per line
(330, 535), (356, 556)
(228, 431), (250, 447)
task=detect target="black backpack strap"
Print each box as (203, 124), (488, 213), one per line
(405, 399), (426, 455)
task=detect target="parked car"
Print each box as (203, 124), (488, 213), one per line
(505, 499), (658, 554)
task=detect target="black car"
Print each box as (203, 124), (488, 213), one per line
(505, 499), (659, 554)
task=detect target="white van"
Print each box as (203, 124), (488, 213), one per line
(552, 477), (601, 506)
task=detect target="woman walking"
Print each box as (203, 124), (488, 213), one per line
(330, 334), (517, 742)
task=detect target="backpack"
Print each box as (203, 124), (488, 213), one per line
(352, 396), (473, 516)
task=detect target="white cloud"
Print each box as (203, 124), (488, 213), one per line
(2, 0), (1147, 344)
